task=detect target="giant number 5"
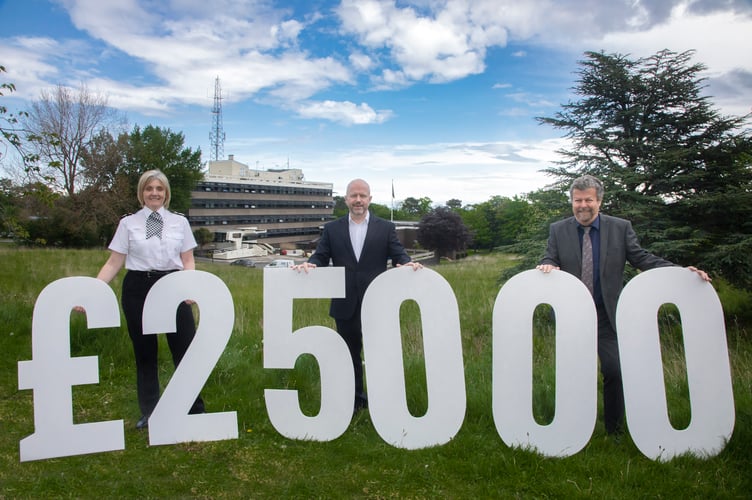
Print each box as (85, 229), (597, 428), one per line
(263, 267), (355, 441)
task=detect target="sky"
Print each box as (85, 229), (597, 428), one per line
(1, 0), (751, 206)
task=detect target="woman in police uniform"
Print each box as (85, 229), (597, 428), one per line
(95, 169), (204, 429)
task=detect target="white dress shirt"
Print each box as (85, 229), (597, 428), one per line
(108, 206), (197, 271)
(348, 212), (369, 261)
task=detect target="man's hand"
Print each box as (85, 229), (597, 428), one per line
(292, 262), (317, 273)
(687, 266), (712, 282)
(536, 264), (560, 273)
(397, 261), (423, 271)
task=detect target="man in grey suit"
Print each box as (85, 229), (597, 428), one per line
(537, 175), (710, 436)
(294, 178), (422, 413)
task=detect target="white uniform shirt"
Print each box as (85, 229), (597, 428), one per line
(348, 212), (370, 261)
(108, 206), (197, 271)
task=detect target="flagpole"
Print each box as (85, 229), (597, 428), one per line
(390, 179), (394, 222)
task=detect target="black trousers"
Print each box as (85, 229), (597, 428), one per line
(596, 302), (624, 435)
(121, 271), (204, 418)
(334, 309), (368, 408)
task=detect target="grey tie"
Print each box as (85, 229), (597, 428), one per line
(146, 211), (163, 239)
(581, 226), (593, 295)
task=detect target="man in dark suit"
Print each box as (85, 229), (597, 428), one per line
(294, 178), (422, 413)
(536, 174), (710, 436)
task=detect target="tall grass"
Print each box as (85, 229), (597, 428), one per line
(1, 246), (751, 498)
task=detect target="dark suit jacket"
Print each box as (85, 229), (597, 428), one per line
(540, 214), (673, 328)
(308, 213), (411, 320)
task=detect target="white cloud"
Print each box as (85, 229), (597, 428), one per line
(295, 100), (393, 125)
(336, 0), (506, 83)
(277, 137), (567, 205)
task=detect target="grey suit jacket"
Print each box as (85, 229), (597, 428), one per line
(308, 214), (411, 320)
(540, 214), (674, 328)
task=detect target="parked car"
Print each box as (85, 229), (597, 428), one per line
(265, 259), (295, 268)
(230, 259), (257, 267)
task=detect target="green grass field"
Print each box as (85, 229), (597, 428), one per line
(1, 246), (750, 498)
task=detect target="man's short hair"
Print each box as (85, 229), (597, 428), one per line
(570, 175), (604, 201)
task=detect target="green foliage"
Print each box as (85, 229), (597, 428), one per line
(400, 196), (433, 220)
(5, 123), (205, 247)
(1, 249), (750, 497)
(193, 227), (214, 247)
(125, 125), (203, 214)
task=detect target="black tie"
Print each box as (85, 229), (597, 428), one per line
(581, 226), (593, 295)
(146, 211), (163, 239)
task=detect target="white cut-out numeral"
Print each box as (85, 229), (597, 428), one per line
(617, 267), (735, 461)
(143, 270), (238, 445)
(362, 267), (466, 450)
(493, 269), (598, 457)
(263, 267), (354, 440)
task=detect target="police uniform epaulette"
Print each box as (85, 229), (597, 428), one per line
(120, 213), (133, 219)
(173, 211), (186, 217)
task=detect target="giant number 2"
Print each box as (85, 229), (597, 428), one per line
(18, 271), (238, 461)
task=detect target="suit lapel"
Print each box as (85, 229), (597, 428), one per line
(598, 215), (609, 272)
(565, 217), (582, 274)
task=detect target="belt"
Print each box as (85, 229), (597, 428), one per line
(129, 269), (179, 279)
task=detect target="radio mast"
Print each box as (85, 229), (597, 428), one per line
(209, 76), (225, 161)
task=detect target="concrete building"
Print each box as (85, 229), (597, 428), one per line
(188, 156), (334, 249)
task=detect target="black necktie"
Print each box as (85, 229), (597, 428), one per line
(581, 226), (593, 295)
(146, 211), (163, 239)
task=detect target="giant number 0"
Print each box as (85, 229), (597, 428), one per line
(19, 267), (734, 462)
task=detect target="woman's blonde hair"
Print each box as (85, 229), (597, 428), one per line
(137, 169), (171, 208)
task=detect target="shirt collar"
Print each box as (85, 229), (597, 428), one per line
(349, 211), (370, 225)
(579, 214), (600, 231)
(141, 206), (166, 217)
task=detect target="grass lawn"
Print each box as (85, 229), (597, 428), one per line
(1, 246), (750, 498)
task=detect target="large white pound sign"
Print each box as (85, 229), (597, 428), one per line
(361, 267), (466, 450)
(263, 267), (354, 441)
(143, 270), (238, 445)
(617, 267), (735, 461)
(493, 270), (598, 457)
(18, 277), (125, 461)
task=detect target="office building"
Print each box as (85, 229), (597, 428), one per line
(189, 156), (334, 248)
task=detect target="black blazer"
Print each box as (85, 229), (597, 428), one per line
(308, 214), (411, 320)
(541, 214), (673, 328)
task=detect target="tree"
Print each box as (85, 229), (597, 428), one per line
(400, 196), (433, 220)
(194, 227), (214, 247)
(23, 84), (124, 196)
(1, 65), (36, 168)
(417, 206), (472, 259)
(446, 198), (462, 210)
(538, 49), (752, 288)
(124, 125), (203, 214)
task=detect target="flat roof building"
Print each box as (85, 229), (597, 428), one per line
(189, 155), (334, 248)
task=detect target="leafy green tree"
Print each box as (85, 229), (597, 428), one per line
(417, 206), (472, 259)
(194, 227), (214, 247)
(459, 205), (493, 250)
(400, 196), (433, 220)
(124, 125), (203, 214)
(538, 49), (752, 287)
(446, 198), (462, 210)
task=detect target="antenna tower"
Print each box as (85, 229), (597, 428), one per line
(209, 76), (226, 161)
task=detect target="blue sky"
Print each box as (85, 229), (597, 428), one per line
(1, 0), (751, 205)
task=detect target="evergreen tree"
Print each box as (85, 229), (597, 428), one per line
(538, 49), (752, 287)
